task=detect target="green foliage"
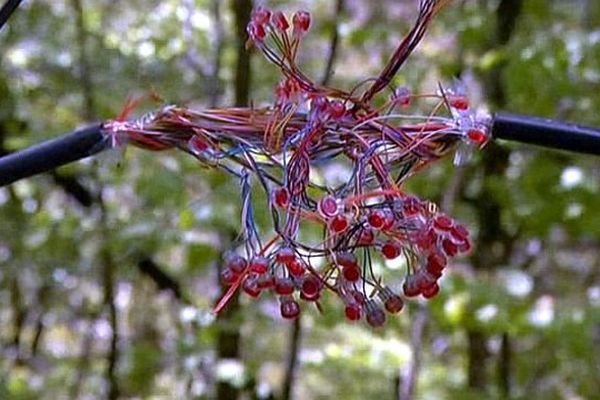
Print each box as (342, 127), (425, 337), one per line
(1, 1), (599, 399)
(123, 342), (161, 396)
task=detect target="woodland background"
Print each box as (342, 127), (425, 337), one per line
(1, 0), (600, 399)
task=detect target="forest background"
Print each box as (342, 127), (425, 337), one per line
(1, 0), (600, 399)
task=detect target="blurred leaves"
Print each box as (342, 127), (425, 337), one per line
(1, 1), (600, 399)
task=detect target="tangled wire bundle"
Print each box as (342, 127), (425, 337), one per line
(102, 0), (491, 327)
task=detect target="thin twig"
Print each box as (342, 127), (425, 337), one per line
(9, 276), (26, 361)
(30, 285), (51, 358)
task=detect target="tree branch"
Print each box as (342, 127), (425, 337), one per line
(101, 237), (120, 400)
(9, 276), (26, 362)
(51, 171), (97, 207)
(30, 284), (51, 358)
(320, 0), (345, 86)
(137, 258), (190, 304)
(71, 0), (96, 121)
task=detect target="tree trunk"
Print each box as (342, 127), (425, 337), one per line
(466, 0), (523, 394)
(100, 224), (120, 400)
(214, 3), (253, 398)
(232, 0), (253, 107)
(498, 332), (512, 398)
(71, 0), (96, 121)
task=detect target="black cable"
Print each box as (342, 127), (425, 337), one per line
(1, 112), (599, 188)
(0, 0), (23, 30)
(491, 112), (600, 156)
(0, 124), (106, 187)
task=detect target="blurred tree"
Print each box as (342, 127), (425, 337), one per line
(214, 2), (253, 400)
(465, 0), (523, 394)
(0, 1), (599, 400)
